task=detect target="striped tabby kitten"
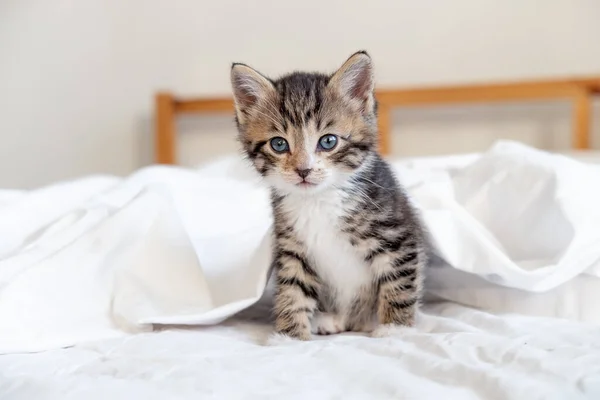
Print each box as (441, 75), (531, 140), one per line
(230, 51), (426, 340)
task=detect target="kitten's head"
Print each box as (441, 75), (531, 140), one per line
(231, 51), (378, 194)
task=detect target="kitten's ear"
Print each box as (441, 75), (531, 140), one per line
(329, 51), (375, 113)
(230, 63), (274, 124)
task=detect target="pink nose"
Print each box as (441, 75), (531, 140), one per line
(296, 168), (312, 179)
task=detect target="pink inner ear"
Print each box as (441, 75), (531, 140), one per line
(233, 75), (259, 110)
(351, 66), (372, 100)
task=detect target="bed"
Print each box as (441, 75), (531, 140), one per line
(2, 78), (600, 399)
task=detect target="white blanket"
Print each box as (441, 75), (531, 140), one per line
(1, 141), (600, 355)
(2, 300), (600, 399)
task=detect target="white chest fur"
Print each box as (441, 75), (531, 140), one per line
(281, 190), (371, 311)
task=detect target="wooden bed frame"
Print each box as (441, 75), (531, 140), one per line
(155, 76), (600, 164)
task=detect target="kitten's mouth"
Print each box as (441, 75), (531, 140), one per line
(296, 180), (317, 188)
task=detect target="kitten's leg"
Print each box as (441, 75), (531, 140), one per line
(273, 250), (320, 341)
(344, 288), (378, 333)
(311, 312), (345, 335)
(370, 245), (423, 337)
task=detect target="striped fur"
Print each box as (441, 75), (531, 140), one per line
(231, 51), (427, 340)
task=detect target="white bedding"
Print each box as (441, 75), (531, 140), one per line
(2, 141), (600, 398)
(2, 299), (600, 399)
(394, 144), (600, 324)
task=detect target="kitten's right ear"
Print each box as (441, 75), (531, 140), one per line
(230, 63), (274, 124)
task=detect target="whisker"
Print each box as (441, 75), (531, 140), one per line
(353, 174), (394, 193)
(333, 182), (384, 212)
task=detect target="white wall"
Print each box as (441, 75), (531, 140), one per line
(1, 0), (599, 188)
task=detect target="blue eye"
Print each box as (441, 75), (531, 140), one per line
(318, 134), (338, 151)
(270, 137), (289, 153)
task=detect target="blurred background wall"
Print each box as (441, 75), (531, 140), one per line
(1, 0), (599, 188)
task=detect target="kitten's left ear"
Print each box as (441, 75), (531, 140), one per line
(329, 51), (375, 113)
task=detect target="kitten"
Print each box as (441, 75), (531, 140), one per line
(230, 51), (426, 340)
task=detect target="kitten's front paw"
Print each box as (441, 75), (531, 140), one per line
(265, 330), (311, 346)
(371, 324), (416, 338)
(265, 333), (301, 346)
(311, 313), (345, 335)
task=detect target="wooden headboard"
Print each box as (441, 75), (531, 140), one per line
(155, 76), (600, 164)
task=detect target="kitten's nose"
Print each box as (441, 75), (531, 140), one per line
(296, 168), (312, 179)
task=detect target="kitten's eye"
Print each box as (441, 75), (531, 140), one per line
(270, 137), (289, 153)
(318, 134), (338, 151)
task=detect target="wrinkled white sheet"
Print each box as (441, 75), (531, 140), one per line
(405, 141), (600, 291)
(0, 167), (273, 354)
(1, 141), (600, 356)
(397, 142), (600, 324)
(2, 300), (600, 399)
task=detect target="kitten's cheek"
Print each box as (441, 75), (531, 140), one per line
(253, 159), (268, 176)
